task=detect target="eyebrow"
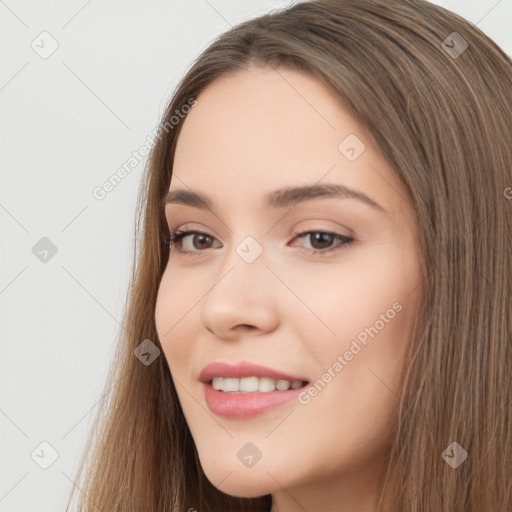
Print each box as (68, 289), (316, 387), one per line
(161, 183), (385, 213)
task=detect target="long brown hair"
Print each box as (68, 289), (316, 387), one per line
(66, 1), (512, 510)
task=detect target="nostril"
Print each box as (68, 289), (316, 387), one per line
(235, 324), (256, 331)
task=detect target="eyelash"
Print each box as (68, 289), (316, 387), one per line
(163, 228), (354, 257)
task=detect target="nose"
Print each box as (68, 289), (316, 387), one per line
(199, 247), (280, 341)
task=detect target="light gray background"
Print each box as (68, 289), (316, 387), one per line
(0, 1), (510, 510)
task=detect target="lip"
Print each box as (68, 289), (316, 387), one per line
(199, 361), (309, 419)
(199, 361), (308, 383)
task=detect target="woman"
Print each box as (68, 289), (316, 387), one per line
(67, 0), (512, 510)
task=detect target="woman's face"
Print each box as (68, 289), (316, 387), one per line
(155, 65), (423, 508)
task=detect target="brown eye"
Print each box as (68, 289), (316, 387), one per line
(166, 230), (221, 255)
(291, 230), (354, 255)
(191, 233), (214, 250)
(308, 232), (336, 250)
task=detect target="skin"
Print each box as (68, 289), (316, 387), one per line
(154, 64), (423, 512)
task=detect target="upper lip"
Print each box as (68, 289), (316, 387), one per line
(199, 361), (308, 384)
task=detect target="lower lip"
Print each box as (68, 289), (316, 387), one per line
(203, 382), (305, 418)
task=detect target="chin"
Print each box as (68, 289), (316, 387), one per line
(200, 457), (277, 498)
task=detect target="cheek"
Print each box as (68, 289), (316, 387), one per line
(276, 244), (420, 351)
(154, 269), (203, 376)
(154, 273), (207, 432)
(287, 247), (421, 412)
(284, 280), (420, 478)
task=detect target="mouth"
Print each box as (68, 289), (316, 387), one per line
(199, 361), (310, 418)
(209, 376), (308, 393)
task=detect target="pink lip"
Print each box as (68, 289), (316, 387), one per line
(199, 361), (309, 419)
(199, 361), (307, 383)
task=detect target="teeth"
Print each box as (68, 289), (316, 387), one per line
(258, 377), (275, 392)
(223, 378), (239, 392)
(240, 376), (259, 392)
(276, 379), (291, 391)
(210, 376), (305, 393)
(212, 377), (223, 390)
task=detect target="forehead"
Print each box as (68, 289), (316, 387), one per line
(174, 65), (351, 173)
(171, 65), (408, 216)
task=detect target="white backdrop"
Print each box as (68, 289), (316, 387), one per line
(0, 1), (510, 510)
